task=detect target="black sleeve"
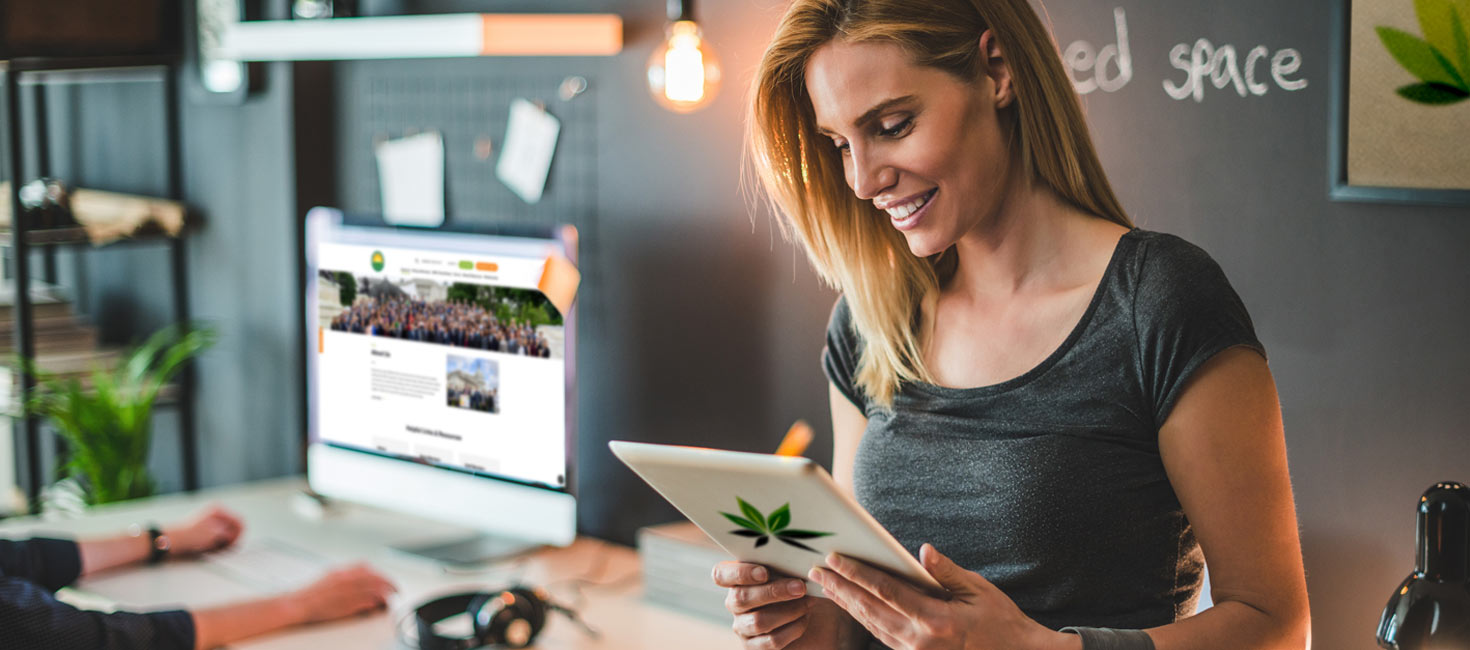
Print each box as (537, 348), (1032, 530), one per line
(0, 576), (196, 650)
(821, 296), (868, 412)
(1133, 234), (1265, 427)
(0, 538), (82, 591)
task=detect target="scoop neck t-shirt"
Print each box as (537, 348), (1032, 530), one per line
(822, 229), (1264, 632)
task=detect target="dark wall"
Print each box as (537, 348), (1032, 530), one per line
(31, 0), (1469, 648)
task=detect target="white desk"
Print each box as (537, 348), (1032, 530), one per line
(0, 477), (742, 649)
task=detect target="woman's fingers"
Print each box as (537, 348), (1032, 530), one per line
(824, 553), (932, 618)
(713, 561), (770, 586)
(810, 565), (910, 643)
(726, 578), (808, 614)
(732, 597), (811, 637)
(745, 615), (810, 650)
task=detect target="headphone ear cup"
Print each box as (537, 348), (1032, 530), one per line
(509, 587), (548, 632)
(465, 593), (496, 638)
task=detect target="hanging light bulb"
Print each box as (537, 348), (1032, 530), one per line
(647, 0), (721, 113)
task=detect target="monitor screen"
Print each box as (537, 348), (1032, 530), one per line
(305, 210), (574, 494)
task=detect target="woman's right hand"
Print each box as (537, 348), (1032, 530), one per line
(714, 561), (817, 649)
(286, 564), (397, 625)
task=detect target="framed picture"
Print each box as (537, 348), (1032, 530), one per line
(1329, 0), (1470, 204)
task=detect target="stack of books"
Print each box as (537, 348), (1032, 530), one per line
(637, 521), (734, 624)
(0, 282), (118, 414)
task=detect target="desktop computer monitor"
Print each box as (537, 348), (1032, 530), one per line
(303, 207), (576, 562)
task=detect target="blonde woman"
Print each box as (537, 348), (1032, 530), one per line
(713, 1), (1310, 649)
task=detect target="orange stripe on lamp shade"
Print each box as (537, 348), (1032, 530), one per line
(480, 14), (623, 56)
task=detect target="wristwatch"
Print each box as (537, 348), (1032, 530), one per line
(130, 523), (171, 564)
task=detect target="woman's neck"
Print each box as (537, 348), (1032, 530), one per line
(947, 181), (1102, 301)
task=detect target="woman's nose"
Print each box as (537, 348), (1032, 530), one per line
(848, 147), (896, 200)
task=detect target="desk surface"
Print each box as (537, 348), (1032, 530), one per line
(0, 477), (742, 649)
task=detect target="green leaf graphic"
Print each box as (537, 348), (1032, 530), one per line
(722, 498), (834, 553)
(1397, 81), (1470, 103)
(737, 497), (768, 531)
(768, 503), (791, 532)
(777, 536), (820, 552)
(775, 529), (835, 539)
(1417, 0), (1470, 77)
(721, 511), (763, 531)
(1450, 4), (1470, 80)
(1379, 26), (1465, 87)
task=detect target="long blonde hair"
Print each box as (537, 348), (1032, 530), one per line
(747, 0), (1132, 407)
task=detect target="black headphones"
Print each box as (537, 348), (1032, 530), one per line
(414, 586), (549, 650)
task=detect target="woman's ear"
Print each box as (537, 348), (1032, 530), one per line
(978, 30), (1014, 109)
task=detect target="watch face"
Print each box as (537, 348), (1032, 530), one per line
(154, 535), (171, 551)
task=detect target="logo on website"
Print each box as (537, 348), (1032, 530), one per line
(371, 250), (385, 272)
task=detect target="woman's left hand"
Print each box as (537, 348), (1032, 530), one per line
(808, 543), (1075, 650)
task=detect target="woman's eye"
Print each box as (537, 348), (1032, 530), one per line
(878, 118), (913, 138)
(832, 140), (850, 154)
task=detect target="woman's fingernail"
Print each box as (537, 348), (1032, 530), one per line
(753, 566), (768, 582)
(787, 580), (805, 596)
(826, 553), (843, 570)
(808, 568), (823, 583)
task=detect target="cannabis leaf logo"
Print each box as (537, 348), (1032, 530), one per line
(720, 497), (834, 552)
(1377, 0), (1470, 104)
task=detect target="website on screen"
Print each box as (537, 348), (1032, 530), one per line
(313, 242), (566, 488)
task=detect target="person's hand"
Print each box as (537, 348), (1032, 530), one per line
(167, 504), (244, 556)
(285, 564), (397, 625)
(808, 544), (1078, 650)
(715, 561), (815, 648)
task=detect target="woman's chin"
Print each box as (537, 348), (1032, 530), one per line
(902, 232), (949, 258)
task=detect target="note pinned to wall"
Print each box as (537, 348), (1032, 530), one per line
(375, 131), (445, 227)
(496, 98), (561, 204)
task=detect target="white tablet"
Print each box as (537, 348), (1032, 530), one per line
(609, 440), (943, 595)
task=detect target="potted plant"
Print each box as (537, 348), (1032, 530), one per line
(24, 323), (216, 506)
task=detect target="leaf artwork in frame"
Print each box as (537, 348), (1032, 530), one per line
(1376, 0), (1470, 104)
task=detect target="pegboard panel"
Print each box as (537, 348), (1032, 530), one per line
(332, 60), (597, 230)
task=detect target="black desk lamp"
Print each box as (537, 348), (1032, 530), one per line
(1377, 481), (1470, 649)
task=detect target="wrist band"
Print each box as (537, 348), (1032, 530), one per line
(146, 525), (170, 564)
(1060, 627), (1156, 650)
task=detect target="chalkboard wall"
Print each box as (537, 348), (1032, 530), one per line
(145, 1), (1470, 648)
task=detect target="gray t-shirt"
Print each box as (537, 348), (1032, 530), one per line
(823, 229), (1263, 633)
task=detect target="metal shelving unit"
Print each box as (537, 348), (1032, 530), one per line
(1, 54), (198, 506)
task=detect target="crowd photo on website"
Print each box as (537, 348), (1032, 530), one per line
(446, 355), (499, 414)
(319, 271), (564, 360)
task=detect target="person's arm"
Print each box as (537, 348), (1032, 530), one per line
(190, 564), (395, 650)
(1144, 347), (1310, 650)
(0, 574), (195, 650)
(79, 506), (243, 577)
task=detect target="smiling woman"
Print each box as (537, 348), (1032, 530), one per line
(721, 1), (1311, 650)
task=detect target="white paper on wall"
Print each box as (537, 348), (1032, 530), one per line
(496, 99), (561, 204)
(375, 131), (446, 227)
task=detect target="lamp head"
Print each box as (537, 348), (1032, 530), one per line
(1377, 481), (1470, 649)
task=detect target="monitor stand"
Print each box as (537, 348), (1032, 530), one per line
(391, 534), (542, 566)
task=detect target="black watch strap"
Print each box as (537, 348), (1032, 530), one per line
(146, 526), (170, 564)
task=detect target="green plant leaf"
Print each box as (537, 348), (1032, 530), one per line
(721, 511), (763, 531)
(767, 503), (791, 532)
(1396, 81), (1470, 103)
(1379, 26), (1465, 87)
(775, 529), (834, 539)
(729, 529), (765, 538)
(754, 536), (769, 547)
(737, 497), (768, 531)
(1418, 0), (1470, 77)
(777, 536), (820, 552)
